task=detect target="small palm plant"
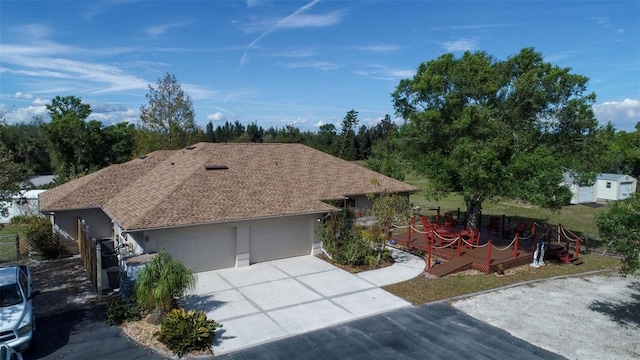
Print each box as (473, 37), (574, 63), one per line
(135, 248), (195, 314)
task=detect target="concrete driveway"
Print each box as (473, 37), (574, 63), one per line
(183, 250), (426, 355)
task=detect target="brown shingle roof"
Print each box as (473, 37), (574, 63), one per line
(40, 143), (419, 230)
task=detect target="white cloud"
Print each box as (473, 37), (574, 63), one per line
(441, 39), (478, 52)
(246, 0), (262, 8)
(207, 112), (227, 122)
(356, 65), (414, 81)
(593, 98), (640, 131)
(281, 117), (308, 125)
(239, 0), (338, 69)
(281, 61), (341, 71)
(2, 55), (149, 93)
(0, 104), (47, 124)
(357, 45), (401, 53)
(181, 84), (218, 101)
(31, 97), (47, 106)
(146, 21), (191, 36)
(279, 11), (343, 28)
(13, 92), (33, 100)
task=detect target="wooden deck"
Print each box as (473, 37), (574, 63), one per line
(390, 229), (534, 277)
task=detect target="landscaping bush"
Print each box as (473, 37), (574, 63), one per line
(155, 308), (222, 358)
(135, 249), (195, 313)
(106, 295), (144, 326)
(24, 215), (66, 259)
(334, 230), (369, 266)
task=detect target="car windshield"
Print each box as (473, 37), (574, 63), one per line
(0, 284), (23, 307)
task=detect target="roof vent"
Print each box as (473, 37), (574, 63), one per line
(186, 146), (196, 150)
(204, 165), (229, 170)
(139, 155), (148, 160)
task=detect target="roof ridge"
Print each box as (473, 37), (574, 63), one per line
(104, 148), (208, 230)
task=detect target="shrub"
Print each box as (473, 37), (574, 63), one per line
(135, 249), (195, 313)
(156, 308), (222, 357)
(25, 215), (66, 259)
(106, 295), (144, 325)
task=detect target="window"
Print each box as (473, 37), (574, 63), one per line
(606, 182), (611, 189)
(0, 284), (23, 307)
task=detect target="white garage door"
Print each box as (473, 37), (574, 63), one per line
(249, 218), (311, 264)
(155, 226), (236, 272)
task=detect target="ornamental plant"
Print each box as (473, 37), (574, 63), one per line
(155, 308), (222, 357)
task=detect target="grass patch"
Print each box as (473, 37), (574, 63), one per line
(383, 253), (621, 305)
(0, 223), (28, 262)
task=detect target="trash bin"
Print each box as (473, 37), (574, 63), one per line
(106, 266), (120, 289)
(101, 251), (119, 269)
(120, 276), (135, 304)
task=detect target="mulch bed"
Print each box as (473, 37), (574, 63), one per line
(316, 253), (394, 273)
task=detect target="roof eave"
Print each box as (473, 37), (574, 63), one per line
(122, 208), (337, 233)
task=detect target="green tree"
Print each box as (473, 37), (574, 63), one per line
(44, 96), (93, 178)
(392, 48), (597, 228)
(0, 117), (52, 175)
(596, 192), (640, 274)
(595, 122), (640, 177)
(338, 109), (359, 160)
(138, 73), (201, 153)
(43, 96), (135, 179)
(0, 144), (28, 217)
(135, 249), (195, 313)
(314, 123), (338, 155)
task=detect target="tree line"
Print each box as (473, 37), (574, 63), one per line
(0, 74), (403, 188)
(2, 48), (639, 272)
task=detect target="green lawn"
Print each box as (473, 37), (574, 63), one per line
(384, 253), (621, 305)
(0, 223), (28, 262)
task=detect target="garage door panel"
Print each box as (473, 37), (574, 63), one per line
(155, 227), (236, 272)
(250, 219), (311, 264)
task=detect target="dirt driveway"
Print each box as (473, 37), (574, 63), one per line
(451, 273), (640, 360)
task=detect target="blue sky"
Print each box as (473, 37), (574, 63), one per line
(1, 1), (639, 132)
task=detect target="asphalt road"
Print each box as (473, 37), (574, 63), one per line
(216, 303), (565, 360)
(26, 306), (166, 360)
(26, 303), (564, 360)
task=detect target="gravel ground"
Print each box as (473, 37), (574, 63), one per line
(451, 273), (640, 360)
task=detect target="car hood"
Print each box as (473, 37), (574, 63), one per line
(0, 302), (27, 330)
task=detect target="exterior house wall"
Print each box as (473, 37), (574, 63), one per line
(52, 208), (113, 240)
(118, 213), (321, 274)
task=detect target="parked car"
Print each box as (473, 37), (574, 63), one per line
(0, 266), (39, 353)
(0, 344), (22, 360)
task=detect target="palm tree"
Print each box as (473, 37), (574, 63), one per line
(135, 248), (195, 313)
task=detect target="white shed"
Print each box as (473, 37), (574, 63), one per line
(562, 173), (597, 205)
(596, 173), (637, 201)
(0, 190), (46, 223)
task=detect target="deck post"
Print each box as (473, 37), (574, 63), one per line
(557, 224), (562, 244)
(513, 234), (519, 258)
(487, 240), (492, 270)
(457, 236), (461, 257)
(575, 238), (580, 259)
(408, 215), (414, 245)
(427, 238), (432, 269)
